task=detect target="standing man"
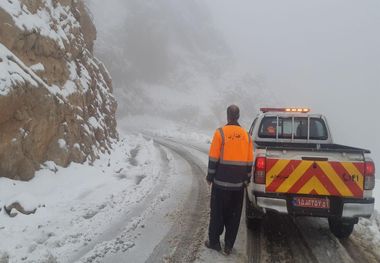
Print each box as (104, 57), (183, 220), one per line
(205, 105), (254, 255)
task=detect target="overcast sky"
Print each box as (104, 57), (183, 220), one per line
(204, 0), (380, 160)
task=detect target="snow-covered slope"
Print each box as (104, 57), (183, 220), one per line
(0, 0), (117, 180)
(0, 134), (165, 262)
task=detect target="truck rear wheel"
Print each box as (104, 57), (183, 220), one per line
(328, 218), (356, 239)
(246, 215), (261, 230)
(245, 195), (262, 230)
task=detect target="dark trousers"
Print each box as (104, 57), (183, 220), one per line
(208, 185), (244, 249)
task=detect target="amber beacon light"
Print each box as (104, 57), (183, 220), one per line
(260, 107), (310, 113)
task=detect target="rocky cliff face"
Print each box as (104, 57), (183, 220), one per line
(0, 0), (118, 180)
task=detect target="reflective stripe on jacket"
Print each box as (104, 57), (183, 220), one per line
(207, 123), (254, 190)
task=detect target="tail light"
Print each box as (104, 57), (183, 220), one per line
(254, 157), (266, 184)
(364, 161), (375, 190)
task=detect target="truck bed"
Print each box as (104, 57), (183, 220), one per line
(255, 141), (370, 154)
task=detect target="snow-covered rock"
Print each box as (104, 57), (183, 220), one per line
(0, 0), (117, 180)
(3, 193), (40, 217)
(4, 203), (35, 218)
(30, 63), (45, 73)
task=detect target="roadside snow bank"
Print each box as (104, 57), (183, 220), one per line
(0, 133), (162, 263)
(349, 179), (380, 259)
(354, 210), (380, 259)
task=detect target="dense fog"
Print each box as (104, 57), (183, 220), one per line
(204, 0), (380, 164)
(89, 0), (379, 164)
(88, 0), (274, 129)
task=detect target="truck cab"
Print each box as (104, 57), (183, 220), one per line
(246, 108), (375, 238)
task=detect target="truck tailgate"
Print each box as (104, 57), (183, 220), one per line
(265, 157), (365, 198)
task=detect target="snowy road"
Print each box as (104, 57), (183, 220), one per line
(133, 136), (380, 263)
(80, 136), (211, 263)
(104, 136), (380, 263)
(2, 133), (379, 263)
(143, 137), (209, 262)
(247, 208), (380, 263)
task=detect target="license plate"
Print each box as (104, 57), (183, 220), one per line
(293, 197), (330, 209)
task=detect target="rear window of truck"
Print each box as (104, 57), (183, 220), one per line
(258, 117), (328, 140)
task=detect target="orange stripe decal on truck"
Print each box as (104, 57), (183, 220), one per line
(265, 159), (364, 198)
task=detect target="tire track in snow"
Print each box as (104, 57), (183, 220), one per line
(246, 213), (377, 263)
(70, 142), (173, 262)
(247, 214), (318, 263)
(144, 137), (209, 263)
(79, 135), (209, 263)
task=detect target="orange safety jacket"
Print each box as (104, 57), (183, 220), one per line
(207, 122), (254, 190)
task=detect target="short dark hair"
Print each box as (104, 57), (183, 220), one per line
(227, 105), (240, 122)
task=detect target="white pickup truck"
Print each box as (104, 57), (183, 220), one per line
(246, 108), (375, 238)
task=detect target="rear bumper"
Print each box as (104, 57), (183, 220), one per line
(253, 191), (375, 219)
(342, 203), (374, 218)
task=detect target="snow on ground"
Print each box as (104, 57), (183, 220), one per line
(353, 179), (380, 259)
(354, 210), (380, 259)
(100, 141), (194, 263)
(118, 114), (212, 146)
(0, 133), (165, 262)
(1, 121), (379, 262)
